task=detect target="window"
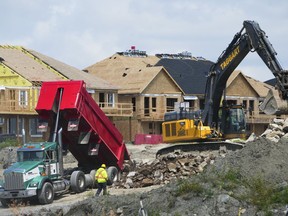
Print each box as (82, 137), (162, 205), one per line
(132, 97), (136, 112)
(19, 90), (28, 107)
(152, 97), (156, 112)
(227, 100), (237, 106)
(18, 151), (44, 162)
(242, 100), (247, 109)
(144, 97), (150, 116)
(99, 93), (105, 107)
(8, 117), (17, 134)
(18, 118), (24, 136)
(166, 98), (177, 112)
(29, 118), (42, 137)
(184, 100), (195, 111)
(45, 150), (55, 162)
(107, 93), (115, 107)
(7, 117), (23, 136)
(249, 100), (254, 115)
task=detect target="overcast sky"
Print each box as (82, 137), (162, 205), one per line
(2, 0), (288, 82)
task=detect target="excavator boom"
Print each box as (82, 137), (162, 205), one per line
(162, 20), (288, 144)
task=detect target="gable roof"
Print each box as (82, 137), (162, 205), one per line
(227, 70), (273, 97)
(155, 58), (214, 95)
(29, 49), (117, 90)
(0, 45), (117, 90)
(0, 46), (62, 82)
(85, 53), (183, 94)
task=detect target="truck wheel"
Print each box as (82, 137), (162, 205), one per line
(71, 170), (86, 193)
(90, 169), (96, 188)
(84, 174), (94, 189)
(38, 182), (54, 204)
(0, 199), (10, 208)
(107, 166), (118, 186)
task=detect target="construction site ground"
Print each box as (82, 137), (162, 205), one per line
(0, 143), (170, 215)
(2, 118), (288, 215)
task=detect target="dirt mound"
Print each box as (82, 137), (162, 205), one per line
(212, 136), (288, 185)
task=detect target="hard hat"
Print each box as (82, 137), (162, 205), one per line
(101, 164), (106, 168)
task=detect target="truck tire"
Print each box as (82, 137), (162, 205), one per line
(84, 174), (94, 188)
(107, 166), (118, 186)
(70, 170), (86, 193)
(0, 199), (10, 208)
(90, 169), (96, 188)
(38, 182), (54, 204)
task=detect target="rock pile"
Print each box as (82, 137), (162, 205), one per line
(116, 148), (227, 188)
(259, 118), (288, 143)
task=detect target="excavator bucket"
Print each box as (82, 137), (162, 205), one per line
(259, 89), (288, 115)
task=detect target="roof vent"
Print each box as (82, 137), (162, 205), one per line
(156, 51), (196, 60)
(117, 46), (147, 58)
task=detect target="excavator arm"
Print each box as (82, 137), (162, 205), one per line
(203, 20), (288, 128)
(162, 20), (288, 143)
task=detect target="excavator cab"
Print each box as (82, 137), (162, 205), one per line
(219, 105), (246, 139)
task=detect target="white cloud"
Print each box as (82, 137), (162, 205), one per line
(0, 0), (288, 81)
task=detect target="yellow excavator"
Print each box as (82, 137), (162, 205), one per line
(162, 20), (288, 145)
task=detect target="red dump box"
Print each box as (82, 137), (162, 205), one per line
(35, 80), (129, 170)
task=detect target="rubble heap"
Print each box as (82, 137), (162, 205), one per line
(116, 148), (227, 188)
(259, 118), (288, 143)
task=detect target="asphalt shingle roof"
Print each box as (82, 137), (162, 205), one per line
(155, 58), (214, 94)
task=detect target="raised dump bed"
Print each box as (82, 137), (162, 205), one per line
(35, 80), (129, 170)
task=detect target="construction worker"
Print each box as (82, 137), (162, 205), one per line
(95, 164), (108, 196)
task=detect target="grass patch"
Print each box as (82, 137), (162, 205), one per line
(218, 169), (242, 191)
(271, 186), (288, 204)
(0, 138), (19, 150)
(178, 167), (288, 213)
(176, 179), (205, 196)
(240, 177), (288, 212)
(241, 177), (274, 211)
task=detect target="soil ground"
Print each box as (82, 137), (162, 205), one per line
(2, 134), (288, 215)
(0, 143), (169, 216)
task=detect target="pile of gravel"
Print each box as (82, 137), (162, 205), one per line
(211, 136), (288, 185)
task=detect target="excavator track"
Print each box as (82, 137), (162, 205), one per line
(156, 141), (244, 156)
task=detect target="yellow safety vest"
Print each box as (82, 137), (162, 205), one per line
(95, 167), (108, 183)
